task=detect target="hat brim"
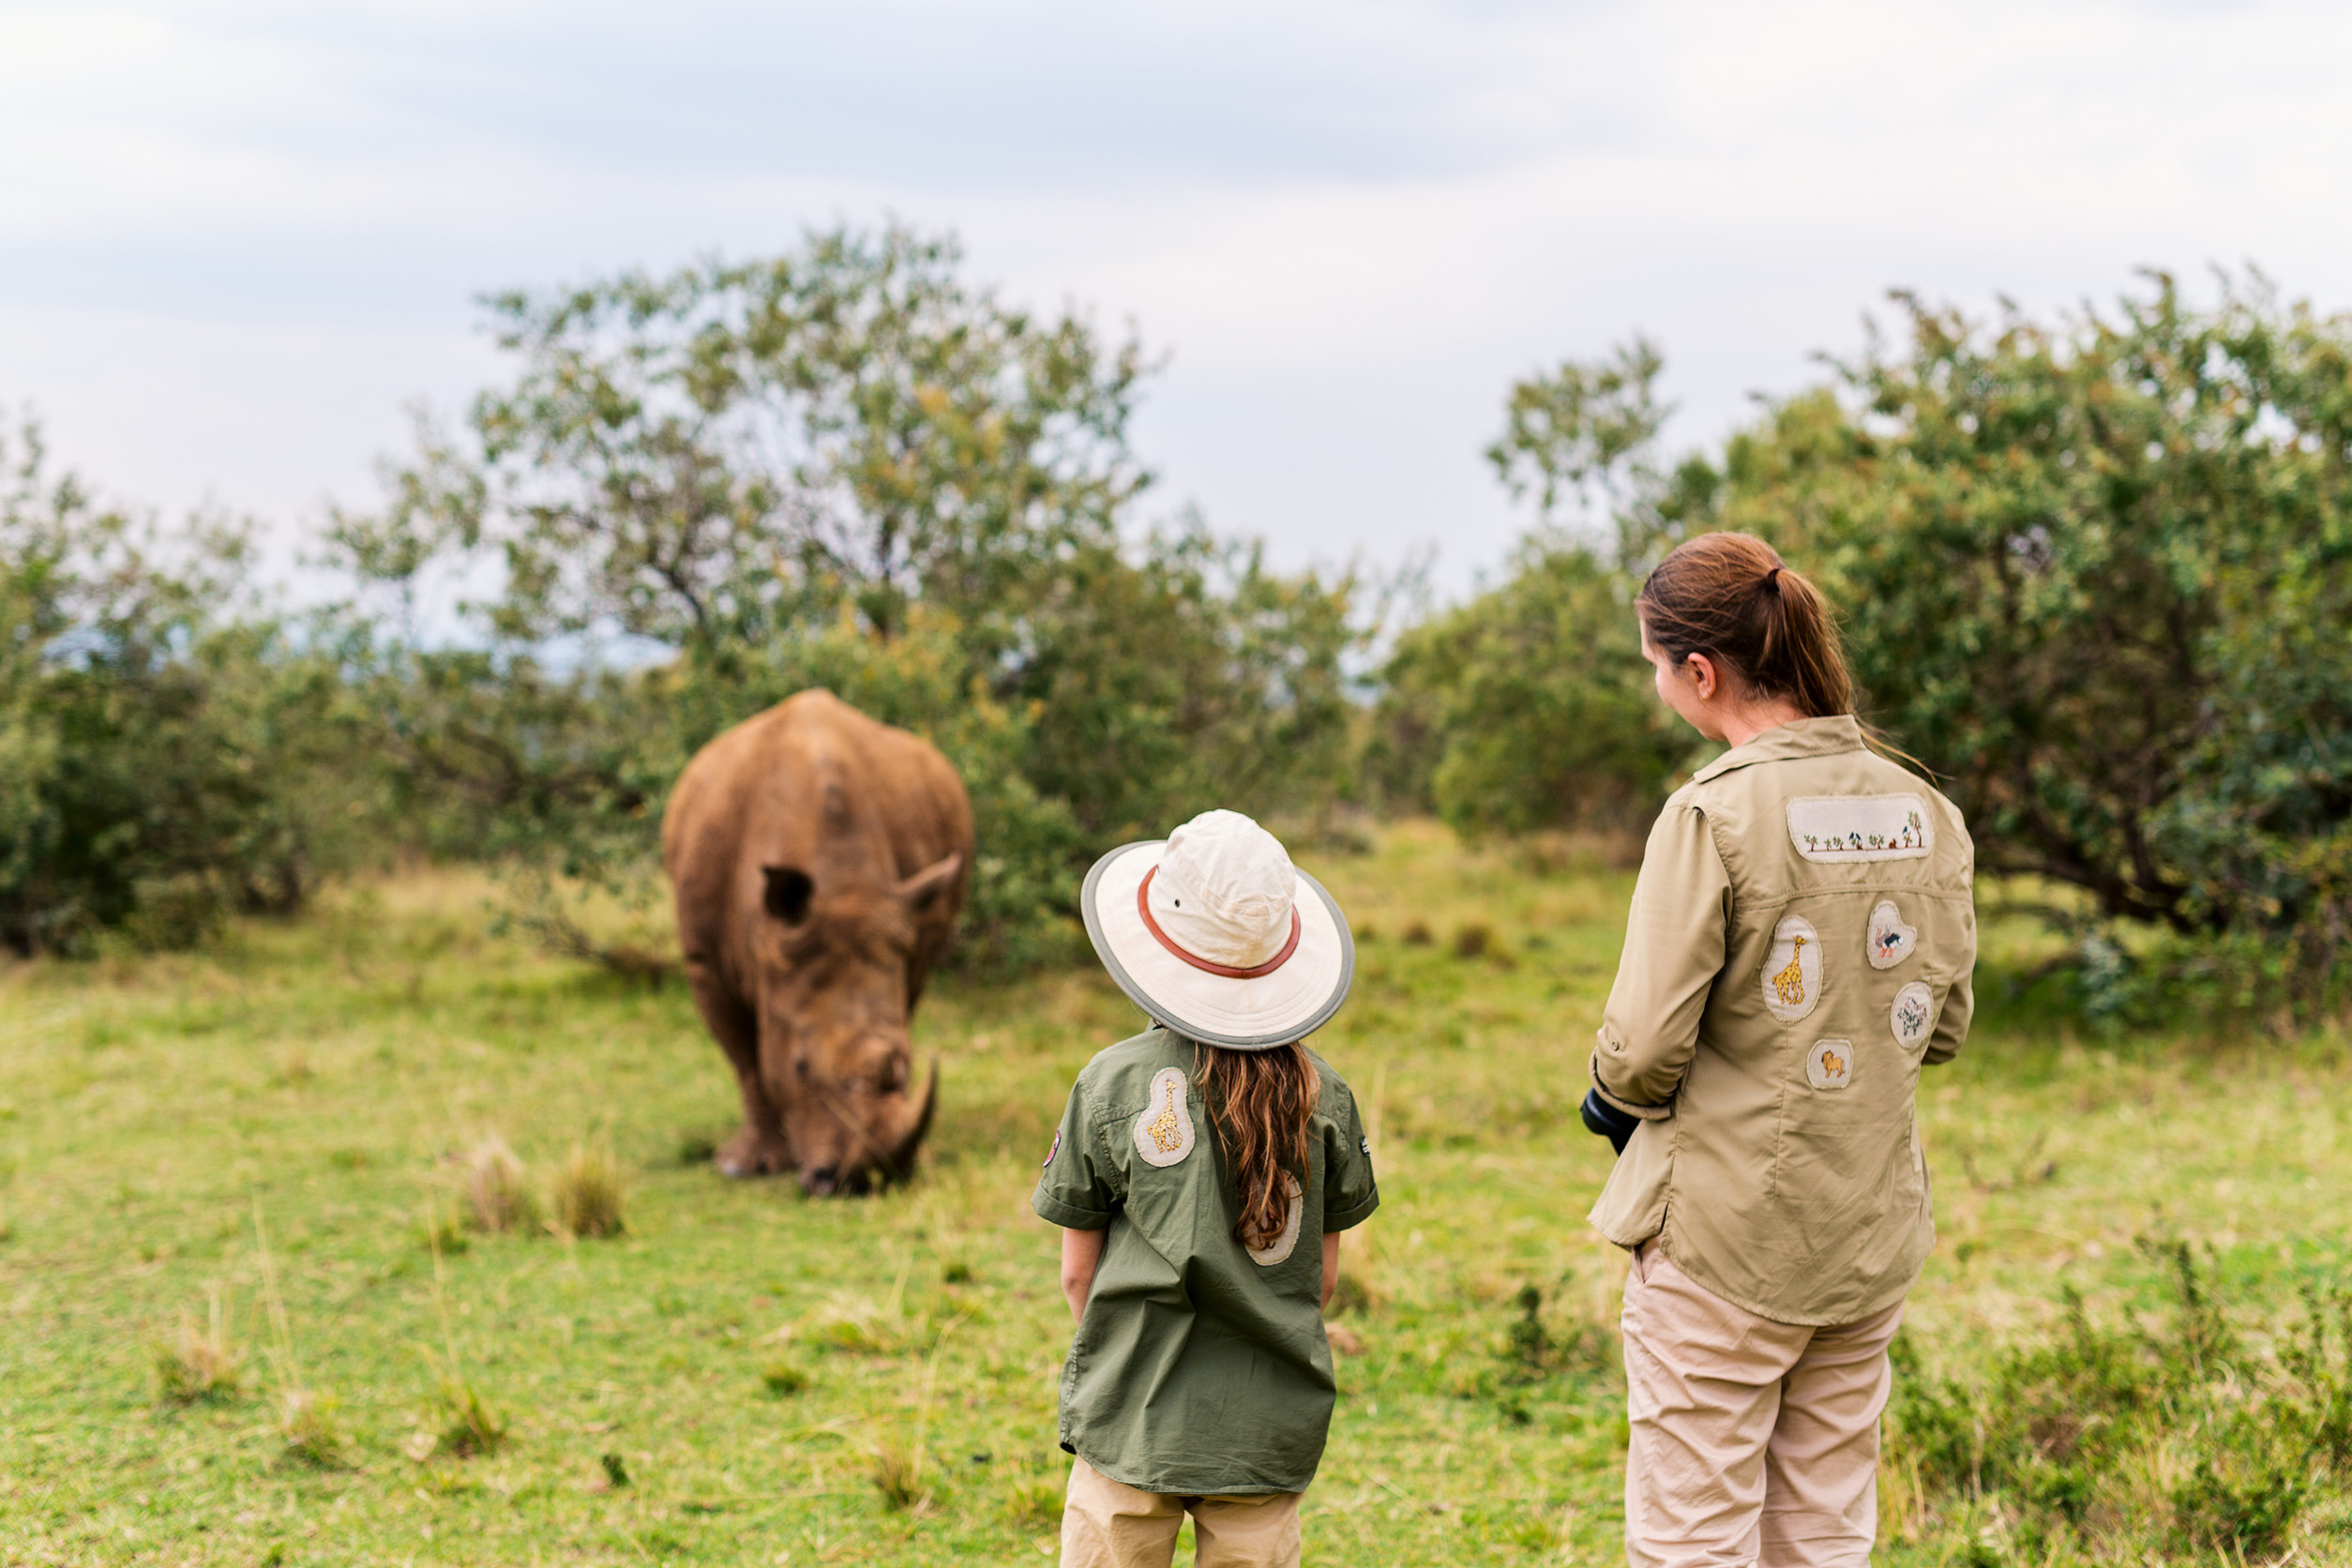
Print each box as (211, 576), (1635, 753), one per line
(1081, 840), (1355, 1050)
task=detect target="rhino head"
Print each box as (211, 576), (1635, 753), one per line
(751, 850), (960, 1196)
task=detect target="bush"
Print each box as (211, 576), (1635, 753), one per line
(1889, 1241), (2352, 1560)
(1682, 277), (2352, 1001)
(329, 226), (1368, 972)
(0, 418), (377, 953)
(1373, 541), (1686, 835)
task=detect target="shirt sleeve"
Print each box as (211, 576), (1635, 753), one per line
(1320, 1084), (1380, 1232)
(1591, 799), (1732, 1115)
(1032, 1078), (1118, 1229)
(1922, 898), (1977, 1067)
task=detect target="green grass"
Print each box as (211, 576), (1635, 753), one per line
(2, 823), (2350, 1564)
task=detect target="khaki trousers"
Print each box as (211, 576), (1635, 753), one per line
(1621, 1245), (1904, 1568)
(1060, 1455), (1303, 1568)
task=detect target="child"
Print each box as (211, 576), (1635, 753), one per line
(1034, 808), (1378, 1568)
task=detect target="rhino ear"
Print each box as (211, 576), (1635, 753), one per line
(895, 852), (963, 912)
(763, 866), (815, 925)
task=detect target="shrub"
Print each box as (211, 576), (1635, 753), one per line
(1373, 542), (1686, 836)
(1889, 1241), (2350, 1559)
(1687, 278), (2352, 999)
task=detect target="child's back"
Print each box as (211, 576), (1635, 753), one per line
(1037, 809), (1373, 1568)
(1036, 1026), (1377, 1497)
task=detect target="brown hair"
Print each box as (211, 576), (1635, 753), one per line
(1196, 1043), (1319, 1252)
(1636, 532), (1852, 717)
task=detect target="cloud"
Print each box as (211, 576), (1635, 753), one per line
(4, 0), (2349, 592)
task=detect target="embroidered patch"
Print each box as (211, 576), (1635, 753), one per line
(1044, 1127), (1062, 1168)
(1360, 1135), (1371, 1158)
(1866, 899), (1920, 969)
(1891, 982), (1936, 1052)
(1805, 1038), (1854, 1091)
(1246, 1174), (1305, 1267)
(1787, 794), (1934, 863)
(1132, 1067), (1197, 1168)
(1761, 914), (1825, 1023)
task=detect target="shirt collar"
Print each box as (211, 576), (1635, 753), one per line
(1687, 713), (1867, 785)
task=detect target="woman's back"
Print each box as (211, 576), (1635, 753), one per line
(1589, 714), (1977, 1325)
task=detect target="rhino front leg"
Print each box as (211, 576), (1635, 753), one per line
(686, 962), (792, 1177)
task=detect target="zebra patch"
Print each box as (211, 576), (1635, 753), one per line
(1891, 982), (1936, 1052)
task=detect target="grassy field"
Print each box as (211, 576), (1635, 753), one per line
(4, 822), (2351, 1565)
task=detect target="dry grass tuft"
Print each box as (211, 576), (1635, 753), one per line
(436, 1373), (508, 1457)
(869, 1439), (932, 1512)
(277, 1386), (342, 1467)
(550, 1142), (627, 1239)
(416, 1200), (468, 1255)
(760, 1359), (809, 1395)
(153, 1289), (244, 1404)
(1401, 920), (1434, 946)
(1005, 1472), (1064, 1529)
(460, 1136), (538, 1234)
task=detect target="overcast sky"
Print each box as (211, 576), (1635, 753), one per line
(5, 0), (2349, 596)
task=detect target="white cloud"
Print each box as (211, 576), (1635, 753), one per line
(4, 0), (2349, 595)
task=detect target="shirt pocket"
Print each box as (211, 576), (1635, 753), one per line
(1768, 1032), (1924, 1223)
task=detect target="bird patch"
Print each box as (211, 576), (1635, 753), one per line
(1805, 1039), (1854, 1091)
(1132, 1067), (1197, 1168)
(1787, 795), (1934, 863)
(1246, 1174), (1305, 1267)
(1866, 900), (1919, 969)
(1891, 982), (1936, 1052)
(1761, 914), (1825, 1023)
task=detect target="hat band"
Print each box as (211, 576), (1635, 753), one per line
(1137, 866), (1302, 979)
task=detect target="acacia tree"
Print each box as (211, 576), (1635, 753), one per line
(1485, 276), (2352, 989)
(335, 226), (1365, 967)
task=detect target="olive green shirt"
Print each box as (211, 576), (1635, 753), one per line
(1588, 715), (1977, 1326)
(1033, 1026), (1379, 1495)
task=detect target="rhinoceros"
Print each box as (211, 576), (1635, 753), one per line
(661, 691), (972, 1195)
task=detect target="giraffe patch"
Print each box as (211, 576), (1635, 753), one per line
(1787, 794), (1934, 863)
(1132, 1067), (1197, 1168)
(1246, 1174), (1305, 1267)
(1805, 1038), (1854, 1091)
(1891, 982), (1936, 1052)
(1761, 914), (1824, 1024)
(1866, 900), (1919, 969)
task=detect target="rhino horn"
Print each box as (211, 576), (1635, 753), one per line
(879, 1058), (940, 1184)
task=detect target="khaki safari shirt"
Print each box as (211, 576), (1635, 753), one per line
(1033, 1026), (1380, 1496)
(1589, 715), (1976, 1326)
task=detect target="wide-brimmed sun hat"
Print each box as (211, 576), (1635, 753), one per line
(1081, 808), (1354, 1050)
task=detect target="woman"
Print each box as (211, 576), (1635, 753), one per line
(1579, 533), (1976, 1568)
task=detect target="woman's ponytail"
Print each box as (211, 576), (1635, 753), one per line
(1637, 533), (1853, 718)
(1197, 1043), (1319, 1252)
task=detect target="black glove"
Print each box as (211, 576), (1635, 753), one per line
(1580, 1088), (1639, 1156)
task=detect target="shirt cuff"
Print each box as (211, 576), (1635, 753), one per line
(1324, 1187), (1380, 1233)
(1032, 1189), (1112, 1229)
(1588, 1051), (1675, 1120)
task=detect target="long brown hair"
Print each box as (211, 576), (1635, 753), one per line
(1196, 1042), (1319, 1251)
(1636, 532), (1852, 717)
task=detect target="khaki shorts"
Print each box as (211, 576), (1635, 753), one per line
(1060, 1455), (1303, 1568)
(1621, 1244), (1905, 1568)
